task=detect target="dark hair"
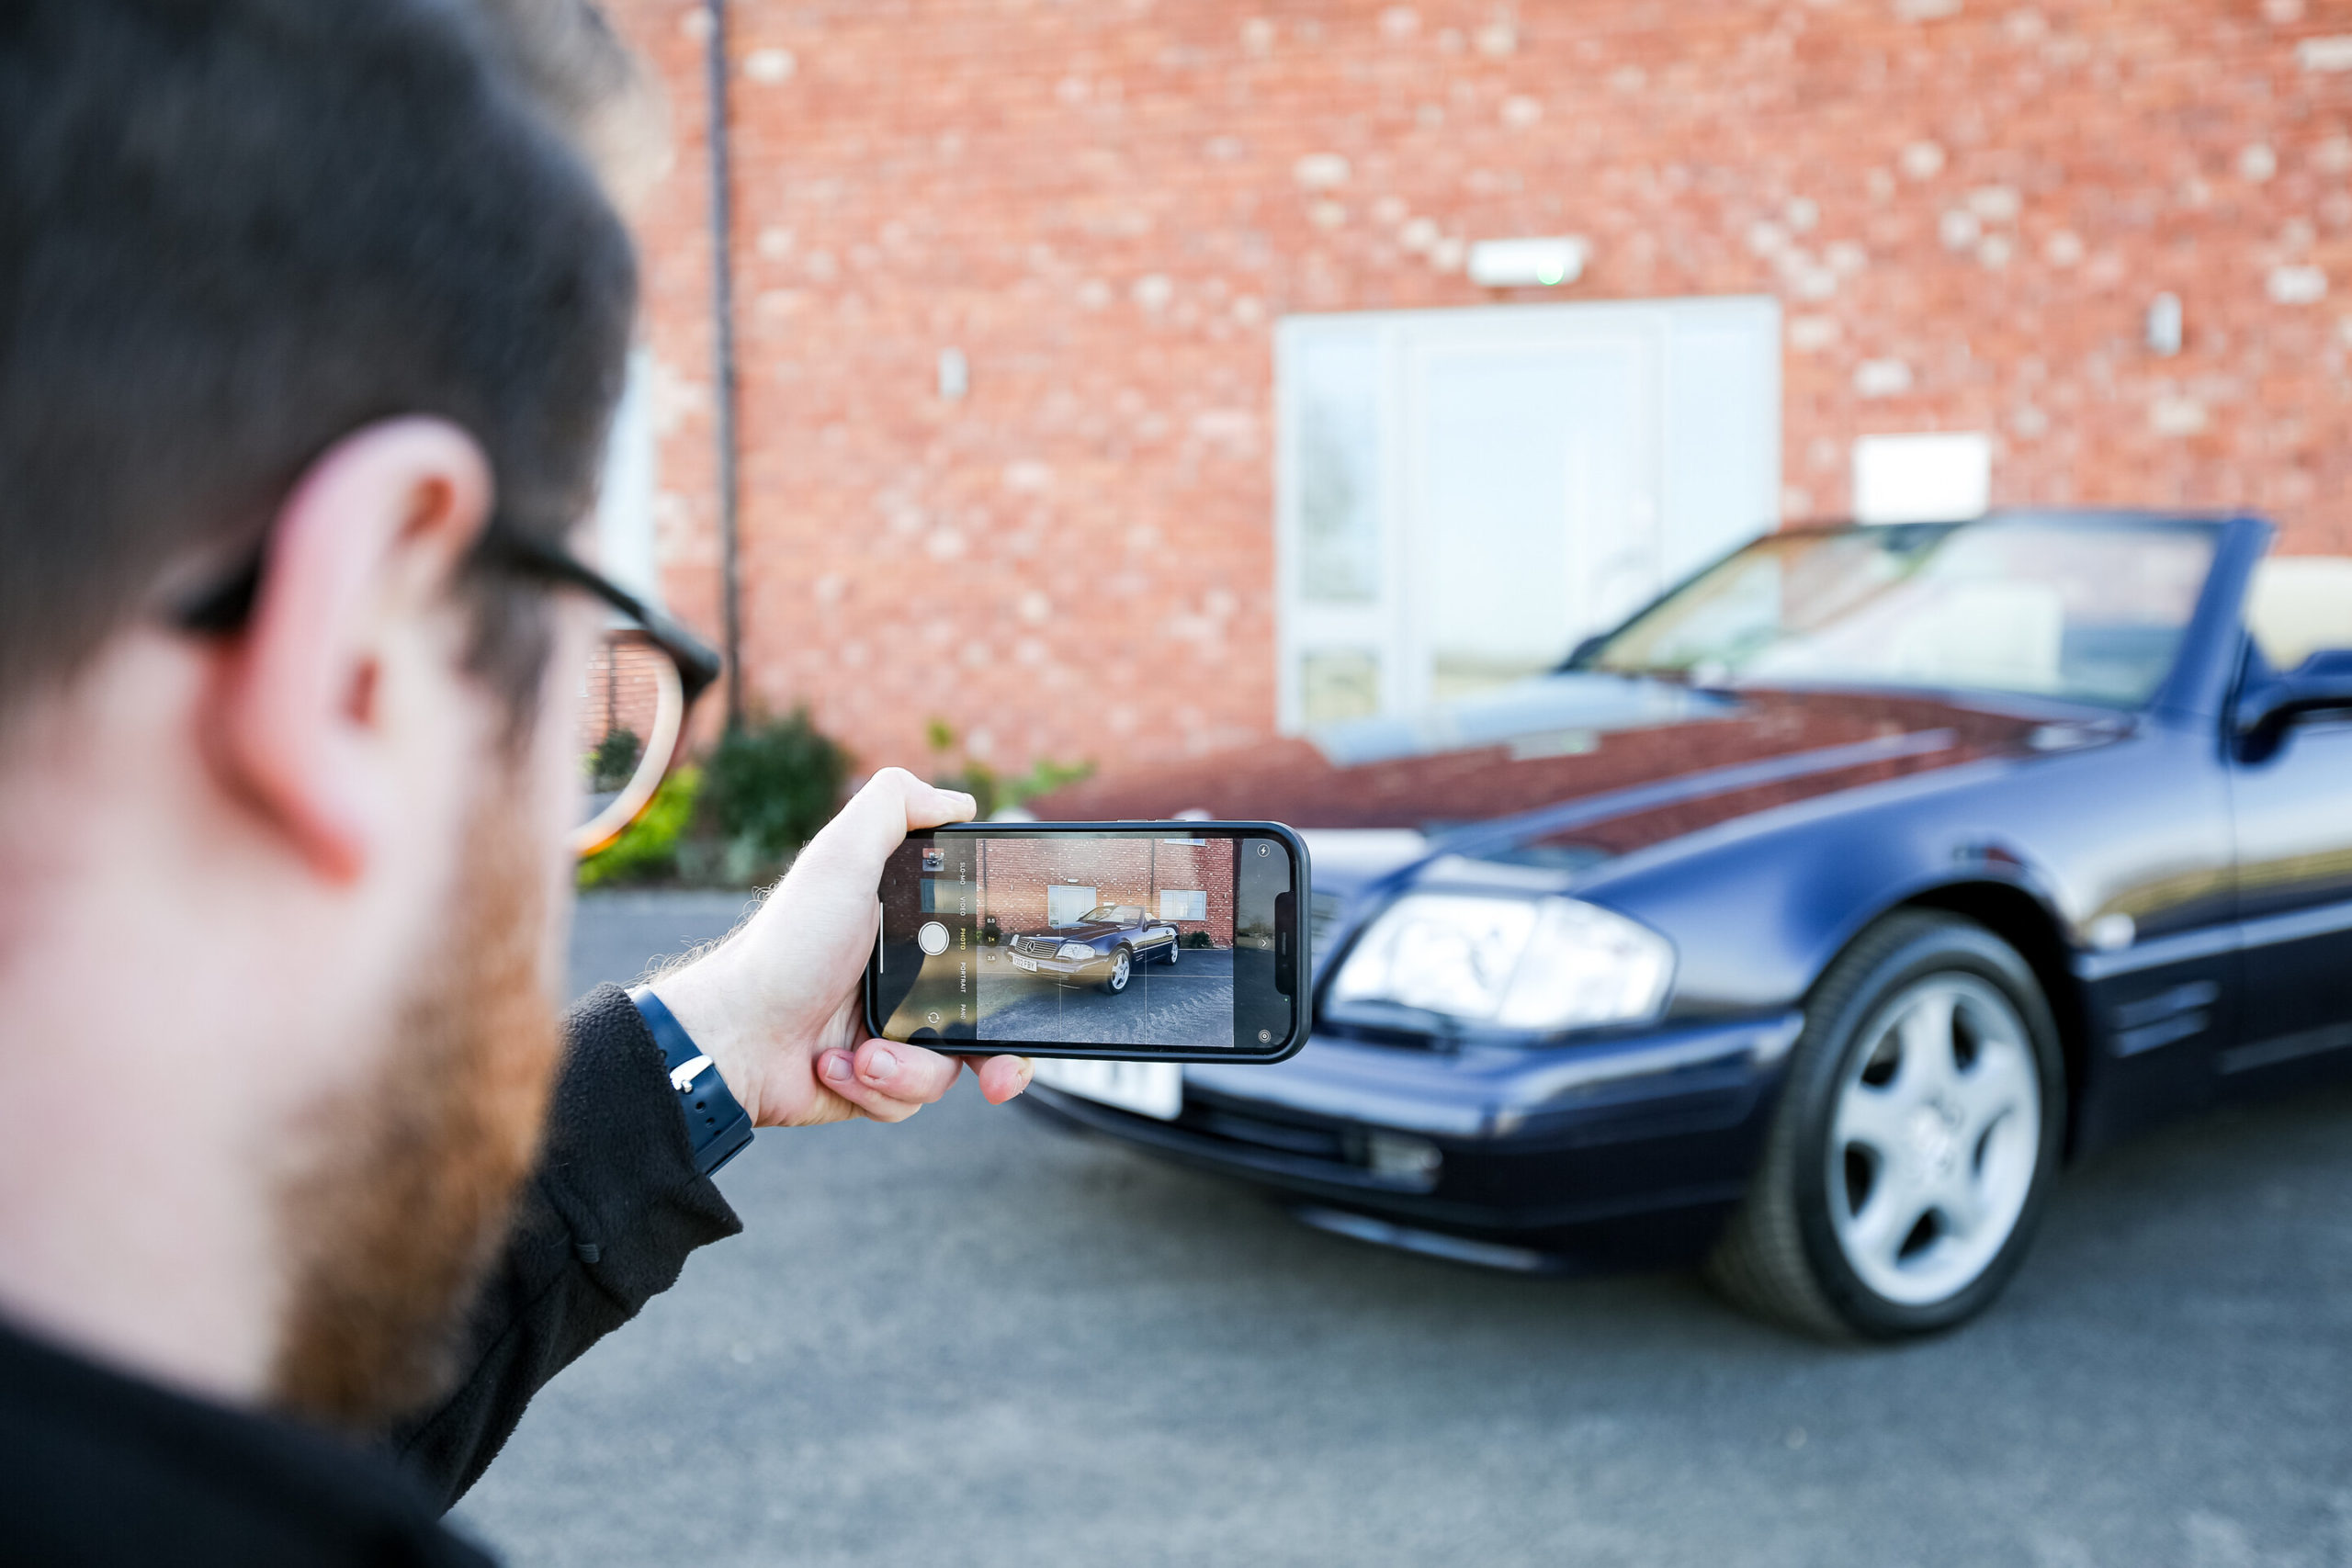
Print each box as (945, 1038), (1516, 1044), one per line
(0, 0), (638, 722)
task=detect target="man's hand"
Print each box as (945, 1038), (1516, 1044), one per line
(641, 768), (1034, 1126)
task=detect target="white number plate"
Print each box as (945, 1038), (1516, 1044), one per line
(1031, 1057), (1182, 1121)
(1012, 954), (1038, 972)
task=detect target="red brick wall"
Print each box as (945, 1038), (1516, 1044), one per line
(604, 0), (2352, 782)
(976, 836), (1236, 944)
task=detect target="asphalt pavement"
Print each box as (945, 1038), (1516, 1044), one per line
(455, 890), (2352, 1568)
(979, 946), (1235, 1049)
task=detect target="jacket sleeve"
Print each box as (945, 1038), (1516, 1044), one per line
(385, 983), (745, 1507)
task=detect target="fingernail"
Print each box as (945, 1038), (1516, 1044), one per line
(1019, 1057), (1035, 1084)
(822, 1053), (853, 1082)
(866, 1047), (899, 1082)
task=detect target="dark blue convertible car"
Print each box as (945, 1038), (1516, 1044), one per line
(1026, 512), (2352, 1338)
(1008, 905), (1182, 994)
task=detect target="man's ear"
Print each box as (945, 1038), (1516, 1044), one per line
(205, 417), (495, 883)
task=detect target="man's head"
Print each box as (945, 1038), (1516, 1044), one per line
(0, 0), (644, 1427)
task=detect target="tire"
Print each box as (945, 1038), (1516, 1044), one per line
(1704, 911), (2065, 1341)
(1163, 934), (1181, 966)
(1102, 946), (1134, 994)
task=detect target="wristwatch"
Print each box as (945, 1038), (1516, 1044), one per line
(629, 988), (755, 1176)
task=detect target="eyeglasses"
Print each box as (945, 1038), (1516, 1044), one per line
(176, 524), (723, 860)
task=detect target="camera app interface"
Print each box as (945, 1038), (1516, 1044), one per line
(876, 832), (1284, 1050)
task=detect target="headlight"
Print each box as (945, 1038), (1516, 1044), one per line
(1329, 893), (1673, 1032)
(1057, 942), (1095, 962)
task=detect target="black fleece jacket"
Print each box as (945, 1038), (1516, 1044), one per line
(0, 984), (741, 1567)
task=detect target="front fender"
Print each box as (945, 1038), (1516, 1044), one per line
(1580, 725), (2229, 1023)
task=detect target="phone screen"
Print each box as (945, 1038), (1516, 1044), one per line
(865, 825), (1303, 1058)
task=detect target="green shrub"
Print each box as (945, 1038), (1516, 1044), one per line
(930, 761), (998, 818)
(925, 716), (1093, 818)
(587, 727), (642, 792)
(1004, 756), (1093, 808)
(577, 766), (699, 889)
(698, 707), (850, 876)
(1183, 930), (1215, 949)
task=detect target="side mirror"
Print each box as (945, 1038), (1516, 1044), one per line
(2236, 648), (2352, 747)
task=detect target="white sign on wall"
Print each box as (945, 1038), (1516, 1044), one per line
(1851, 433), (1992, 525)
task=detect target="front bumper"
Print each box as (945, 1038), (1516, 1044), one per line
(1001, 947), (1107, 978)
(1023, 1011), (1804, 1258)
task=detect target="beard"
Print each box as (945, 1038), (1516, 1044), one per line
(266, 786), (562, 1431)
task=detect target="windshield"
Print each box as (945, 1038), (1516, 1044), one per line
(1584, 518), (2220, 707)
(1080, 906), (1146, 925)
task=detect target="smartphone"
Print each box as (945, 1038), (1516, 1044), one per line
(863, 821), (1309, 1062)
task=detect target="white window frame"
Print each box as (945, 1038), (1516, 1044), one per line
(594, 347), (663, 608)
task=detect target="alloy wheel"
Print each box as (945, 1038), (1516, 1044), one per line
(1108, 948), (1131, 992)
(1826, 974), (2041, 1307)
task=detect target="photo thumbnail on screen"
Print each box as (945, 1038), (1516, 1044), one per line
(874, 831), (1249, 1051)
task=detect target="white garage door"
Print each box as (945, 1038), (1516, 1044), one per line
(1276, 296), (1781, 728)
(1046, 886), (1099, 927)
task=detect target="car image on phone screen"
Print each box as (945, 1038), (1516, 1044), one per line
(863, 822), (1308, 1063)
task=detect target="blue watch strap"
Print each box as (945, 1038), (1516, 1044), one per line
(629, 988), (755, 1177)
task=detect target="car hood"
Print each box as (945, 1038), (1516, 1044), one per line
(1033, 675), (2120, 885)
(1031, 921), (1127, 942)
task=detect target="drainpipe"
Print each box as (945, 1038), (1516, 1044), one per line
(702, 0), (744, 728)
